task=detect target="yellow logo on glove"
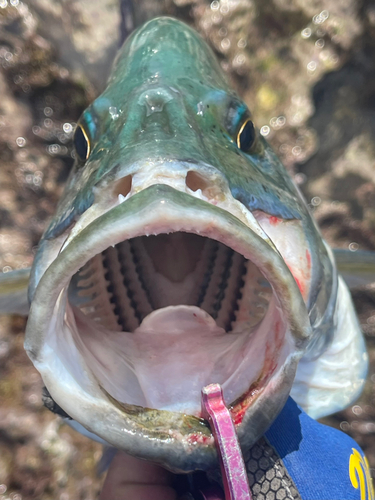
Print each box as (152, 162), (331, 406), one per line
(349, 448), (374, 500)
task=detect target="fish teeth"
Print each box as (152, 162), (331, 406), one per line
(118, 194), (126, 204)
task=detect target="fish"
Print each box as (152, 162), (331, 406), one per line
(2, 17), (369, 473)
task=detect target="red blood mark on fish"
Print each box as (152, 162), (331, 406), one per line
(286, 263), (306, 296)
(187, 433), (212, 445)
(231, 403), (249, 426)
(230, 385), (262, 426)
(306, 249), (311, 270)
(269, 216), (280, 225)
(294, 276), (305, 295)
(230, 321), (283, 426)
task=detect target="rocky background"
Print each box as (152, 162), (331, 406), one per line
(0, 0), (375, 498)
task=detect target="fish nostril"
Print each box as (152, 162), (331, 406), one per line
(186, 171), (210, 193)
(114, 175), (132, 199)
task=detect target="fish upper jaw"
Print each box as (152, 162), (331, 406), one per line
(59, 158), (274, 251)
(25, 167), (312, 473)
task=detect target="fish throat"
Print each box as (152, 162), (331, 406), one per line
(66, 229), (279, 415)
(72, 233), (271, 333)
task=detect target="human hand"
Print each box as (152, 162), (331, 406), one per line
(99, 451), (177, 500)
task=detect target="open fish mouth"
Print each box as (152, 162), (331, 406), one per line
(25, 165), (312, 472)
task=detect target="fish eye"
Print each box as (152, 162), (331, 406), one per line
(237, 118), (256, 153)
(73, 124), (90, 162)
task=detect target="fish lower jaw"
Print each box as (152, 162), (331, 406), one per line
(26, 185), (310, 471)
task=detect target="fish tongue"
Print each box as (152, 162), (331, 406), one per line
(132, 305), (227, 413)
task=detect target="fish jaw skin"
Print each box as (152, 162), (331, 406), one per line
(24, 18), (365, 472)
(291, 276), (368, 419)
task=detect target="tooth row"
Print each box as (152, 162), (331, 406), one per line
(232, 263), (273, 331)
(102, 245), (143, 332)
(73, 255), (122, 331)
(214, 251), (247, 331)
(115, 241), (153, 326)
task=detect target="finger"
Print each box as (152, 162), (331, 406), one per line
(99, 451), (177, 500)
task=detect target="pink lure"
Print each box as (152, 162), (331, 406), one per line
(201, 384), (253, 500)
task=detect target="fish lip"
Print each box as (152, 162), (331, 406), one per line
(25, 183), (312, 472)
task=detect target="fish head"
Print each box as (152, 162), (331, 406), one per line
(25, 18), (336, 473)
